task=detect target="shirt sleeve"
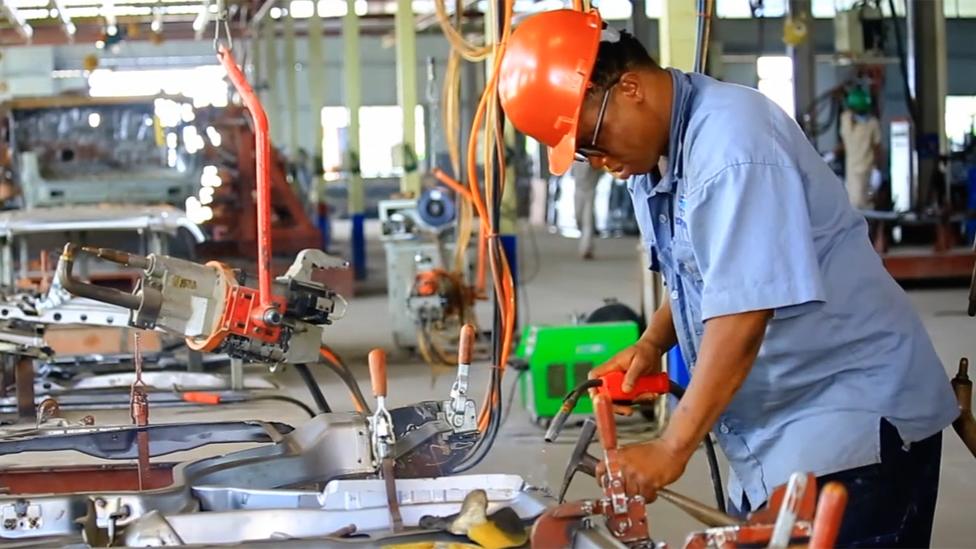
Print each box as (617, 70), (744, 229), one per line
(686, 162), (826, 321)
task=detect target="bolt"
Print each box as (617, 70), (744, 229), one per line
(263, 309), (282, 325)
(3, 519), (15, 530)
(27, 518), (38, 529)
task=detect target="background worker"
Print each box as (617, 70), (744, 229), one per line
(498, 10), (958, 548)
(572, 162), (602, 260)
(838, 84), (883, 210)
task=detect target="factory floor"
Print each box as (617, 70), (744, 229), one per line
(7, 221), (975, 547)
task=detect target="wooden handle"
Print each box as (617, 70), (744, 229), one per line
(368, 349), (388, 398)
(592, 393), (617, 451)
(458, 324), (475, 364)
(809, 482), (848, 549)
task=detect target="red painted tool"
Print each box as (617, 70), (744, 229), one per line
(597, 370), (670, 403)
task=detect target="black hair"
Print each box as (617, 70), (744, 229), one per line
(587, 28), (659, 98)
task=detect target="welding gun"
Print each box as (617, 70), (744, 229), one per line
(56, 244), (348, 365)
(545, 370), (671, 442)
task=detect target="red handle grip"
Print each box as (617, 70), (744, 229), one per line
(592, 393), (617, 451)
(809, 482), (848, 549)
(182, 392), (221, 405)
(368, 348), (388, 398)
(598, 371), (670, 402)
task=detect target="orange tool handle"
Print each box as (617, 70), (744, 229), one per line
(809, 482), (848, 549)
(458, 324), (475, 364)
(368, 348), (388, 398)
(182, 392), (221, 405)
(592, 393), (617, 451)
(598, 371), (670, 402)
(217, 45), (274, 317)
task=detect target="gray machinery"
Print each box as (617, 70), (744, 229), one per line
(379, 189), (473, 350)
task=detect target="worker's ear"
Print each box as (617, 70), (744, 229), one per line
(617, 71), (643, 102)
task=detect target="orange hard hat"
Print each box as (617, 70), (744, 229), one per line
(498, 9), (602, 176)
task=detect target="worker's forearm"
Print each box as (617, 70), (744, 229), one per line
(661, 310), (771, 459)
(640, 299), (677, 351)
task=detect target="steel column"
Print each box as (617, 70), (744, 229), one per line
(659, 0), (696, 71)
(307, 2), (328, 248)
(907, 0), (947, 209)
(395, 0), (420, 196)
(282, 12), (301, 159)
(630, 0), (651, 49)
(788, 0), (815, 134)
(307, 5), (326, 171)
(344, 0), (366, 279)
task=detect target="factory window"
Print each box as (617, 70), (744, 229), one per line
(756, 56), (795, 119)
(87, 66), (229, 108)
(716, 0), (786, 18)
(946, 96), (976, 151)
(321, 105), (426, 180)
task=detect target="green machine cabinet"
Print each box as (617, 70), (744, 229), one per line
(516, 321), (639, 423)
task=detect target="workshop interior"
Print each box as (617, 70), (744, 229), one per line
(0, 0), (973, 547)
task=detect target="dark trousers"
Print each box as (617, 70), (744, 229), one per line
(731, 420), (942, 548)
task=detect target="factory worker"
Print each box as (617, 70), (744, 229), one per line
(498, 10), (957, 548)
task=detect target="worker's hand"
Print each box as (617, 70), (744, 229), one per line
(595, 438), (688, 503)
(589, 339), (664, 414)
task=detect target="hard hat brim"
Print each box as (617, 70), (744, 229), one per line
(547, 130), (577, 176)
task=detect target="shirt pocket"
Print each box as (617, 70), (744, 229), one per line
(672, 238), (704, 285)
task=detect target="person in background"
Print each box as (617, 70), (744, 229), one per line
(838, 85), (883, 210)
(572, 162), (602, 260)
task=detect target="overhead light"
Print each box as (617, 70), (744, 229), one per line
(269, 6), (281, 17)
(88, 113), (101, 127)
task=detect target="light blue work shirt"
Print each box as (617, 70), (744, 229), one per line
(629, 69), (958, 508)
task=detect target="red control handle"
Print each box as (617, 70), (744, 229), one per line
(809, 482), (848, 549)
(598, 371), (670, 402)
(592, 393), (617, 451)
(368, 349), (388, 398)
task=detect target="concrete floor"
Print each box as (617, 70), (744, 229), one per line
(8, 222), (975, 547)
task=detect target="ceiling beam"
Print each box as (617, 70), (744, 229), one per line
(0, 1), (35, 43)
(52, 0), (78, 42)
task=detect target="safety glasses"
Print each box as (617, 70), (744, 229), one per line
(574, 84), (615, 163)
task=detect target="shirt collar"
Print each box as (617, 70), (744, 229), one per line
(647, 68), (695, 196)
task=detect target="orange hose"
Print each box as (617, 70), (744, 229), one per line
(318, 346), (367, 414)
(458, 0), (516, 433)
(431, 168), (474, 202)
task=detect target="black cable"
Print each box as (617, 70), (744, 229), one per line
(294, 363), (331, 414)
(499, 368), (526, 427)
(318, 348), (372, 414)
(235, 395), (316, 418)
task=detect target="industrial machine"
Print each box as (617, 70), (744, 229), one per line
(533, 392), (849, 549)
(516, 320), (639, 426)
(194, 105), (322, 259)
(380, 191), (475, 353)
(0, 96), (197, 210)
